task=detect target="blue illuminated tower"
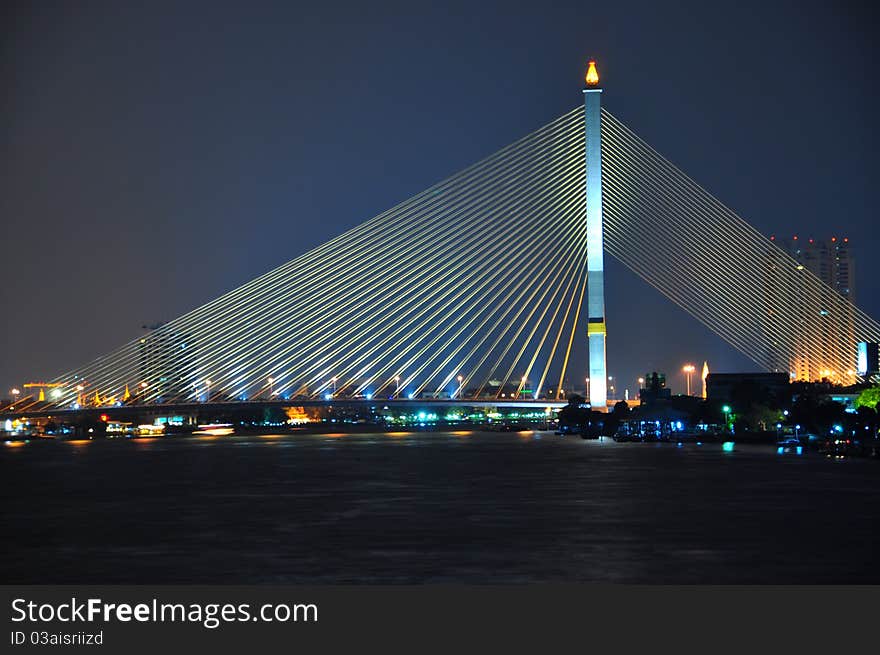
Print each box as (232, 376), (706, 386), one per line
(584, 60), (607, 408)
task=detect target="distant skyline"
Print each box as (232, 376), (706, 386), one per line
(2, 0), (877, 395)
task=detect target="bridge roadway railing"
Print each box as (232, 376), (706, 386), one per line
(1, 398), (570, 421)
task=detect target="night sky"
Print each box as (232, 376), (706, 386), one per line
(2, 0), (877, 397)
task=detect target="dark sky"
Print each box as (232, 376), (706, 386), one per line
(2, 0), (877, 397)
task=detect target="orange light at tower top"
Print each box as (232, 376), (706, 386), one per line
(585, 60), (599, 86)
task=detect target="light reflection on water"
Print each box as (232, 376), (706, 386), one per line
(4, 440), (28, 448)
(1, 431), (879, 584)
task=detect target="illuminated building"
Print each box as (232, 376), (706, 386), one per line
(766, 236), (858, 381)
(776, 236), (855, 302)
(857, 341), (879, 380)
(584, 60), (607, 408)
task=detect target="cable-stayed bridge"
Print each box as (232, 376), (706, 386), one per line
(8, 63), (880, 416)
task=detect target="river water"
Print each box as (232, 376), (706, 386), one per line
(2, 430), (878, 583)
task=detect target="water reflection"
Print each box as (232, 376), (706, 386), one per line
(3, 431), (878, 584)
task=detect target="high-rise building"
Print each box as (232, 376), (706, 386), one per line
(775, 236), (855, 302)
(768, 236), (857, 382)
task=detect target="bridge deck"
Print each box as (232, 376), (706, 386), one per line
(2, 398), (572, 421)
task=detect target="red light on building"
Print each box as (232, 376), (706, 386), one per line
(832, 237), (837, 242)
(100, 414), (108, 422)
(793, 235), (798, 240)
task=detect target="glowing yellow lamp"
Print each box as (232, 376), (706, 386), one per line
(585, 60), (599, 86)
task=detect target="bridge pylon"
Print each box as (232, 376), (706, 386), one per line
(584, 60), (607, 408)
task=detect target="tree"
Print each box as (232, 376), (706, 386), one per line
(855, 387), (880, 412)
(595, 401), (629, 437)
(557, 394), (589, 432)
(612, 400), (630, 418)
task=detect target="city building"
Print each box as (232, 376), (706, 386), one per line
(705, 372), (790, 406)
(775, 236), (855, 302)
(139, 323), (196, 401)
(639, 372), (672, 405)
(767, 236), (858, 382)
(857, 341), (879, 380)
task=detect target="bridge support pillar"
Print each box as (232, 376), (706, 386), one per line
(584, 60), (607, 409)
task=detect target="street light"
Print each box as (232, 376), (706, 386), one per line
(456, 375), (463, 400)
(395, 376), (401, 397)
(268, 377), (275, 398)
(519, 375), (527, 399)
(682, 364), (696, 396)
(10, 388), (20, 409)
(204, 379), (212, 402)
(331, 377), (337, 396)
